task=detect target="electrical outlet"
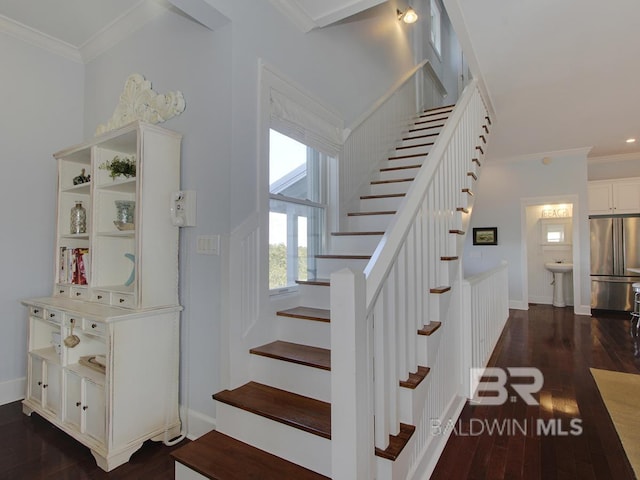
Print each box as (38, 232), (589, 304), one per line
(196, 235), (220, 255)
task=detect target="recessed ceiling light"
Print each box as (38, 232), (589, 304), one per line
(626, 138), (636, 143)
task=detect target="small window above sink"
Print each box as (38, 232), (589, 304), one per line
(540, 218), (572, 245)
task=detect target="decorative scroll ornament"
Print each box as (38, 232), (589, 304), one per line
(95, 74), (186, 135)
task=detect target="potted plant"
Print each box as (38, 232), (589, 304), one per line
(99, 155), (136, 180)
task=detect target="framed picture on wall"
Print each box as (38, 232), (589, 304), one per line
(473, 227), (498, 245)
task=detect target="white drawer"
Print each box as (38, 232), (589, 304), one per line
(70, 286), (89, 300)
(112, 293), (135, 308)
(82, 318), (106, 337)
(29, 306), (44, 319)
(92, 290), (111, 305)
(45, 309), (63, 325)
(54, 284), (71, 297)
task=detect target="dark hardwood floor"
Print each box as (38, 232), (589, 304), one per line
(432, 304), (640, 480)
(2, 304), (638, 479)
(0, 402), (189, 479)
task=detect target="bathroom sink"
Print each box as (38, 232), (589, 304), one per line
(544, 262), (573, 273)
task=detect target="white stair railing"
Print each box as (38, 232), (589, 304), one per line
(331, 79), (490, 479)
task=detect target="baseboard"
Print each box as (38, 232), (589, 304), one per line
(407, 394), (467, 480)
(575, 304), (591, 316)
(509, 300), (528, 310)
(185, 406), (216, 440)
(0, 377), (25, 406)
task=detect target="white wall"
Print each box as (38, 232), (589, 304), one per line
(83, 10), (232, 427)
(0, 33), (84, 403)
(463, 151), (591, 312)
(588, 156), (640, 180)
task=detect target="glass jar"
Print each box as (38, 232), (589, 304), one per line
(115, 200), (135, 225)
(70, 201), (86, 234)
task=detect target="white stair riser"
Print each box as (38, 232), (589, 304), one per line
(369, 180), (413, 196)
(407, 126), (443, 139)
(398, 371), (432, 425)
(175, 463), (208, 480)
(297, 283), (330, 309)
(383, 156), (426, 169)
(392, 144), (432, 157)
(330, 234), (382, 255)
(347, 213), (395, 231)
(316, 257), (370, 278)
(377, 166), (421, 182)
(250, 355), (330, 402)
(215, 403), (331, 477)
(359, 195), (405, 212)
(399, 135), (438, 148)
(428, 290), (452, 325)
(277, 316), (330, 349)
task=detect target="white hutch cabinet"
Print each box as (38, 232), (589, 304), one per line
(588, 177), (640, 215)
(22, 121), (182, 471)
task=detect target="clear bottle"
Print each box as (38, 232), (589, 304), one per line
(70, 201), (86, 234)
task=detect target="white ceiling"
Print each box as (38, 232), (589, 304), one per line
(0, 0), (638, 160)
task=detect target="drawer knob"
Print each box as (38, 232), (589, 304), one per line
(37, 381), (42, 386)
(76, 401), (81, 407)
(76, 292), (81, 296)
(82, 405), (88, 411)
(49, 313), (55, 318)
(92, 323), (97, 329)
(42, 384), (48, 389)
(119, 298), (125, 303)
(33, 309), (39, 314)
(97, 295), (103, 300)
(70, 318), (75, 324)
(59, 289), (64, 294)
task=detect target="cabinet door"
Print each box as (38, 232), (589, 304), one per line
(64, 371), (82, 430)
(588, 183), (613, 215)
(28, 356), (43, 405)
(44, 362), (62, 417)
(614, 181), (640, 214)
(84, 380), (106, 444)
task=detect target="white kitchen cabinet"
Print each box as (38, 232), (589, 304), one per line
(589, 178), (640, 215)
(22, 121), (182, 471)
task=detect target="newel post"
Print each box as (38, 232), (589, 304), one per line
(330, 268), (372, 480)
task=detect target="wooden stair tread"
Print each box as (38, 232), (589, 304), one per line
(449, 229), (465, 235)
(171, 430), (329, 480)
(403, 132), (439, 141)
(418, 321), (442, 336)
(430, 286), (451, 294)
(399, 366), (430, 389)
(374, 423), (416, 461)
(371, 178), (414, 185)
(251, 341), (330, 371)
(347, 210), (396, 216)
(214, 382), (331, 439)
(360, 193), (405, 200)
(316, 254), (371, 259)
(296, 278), (330, 286)
(396, 142), (434, 150)
(423, 104), (454, 113)
(277, 306), (330, 322)
(332, 231), (384, 236)
(388, 152), (427, 161)
(380, 164), (421, 172)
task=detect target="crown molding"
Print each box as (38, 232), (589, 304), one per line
(587, 151), (640, 165)
(0, 13), (81, 63)
(0, 0), (170, 64)
(79, 0), (168, 63)
(489, 146), (593, 165)
(269, 0), (317, 33)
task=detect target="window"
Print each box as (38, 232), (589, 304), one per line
(269, 129), (327, 291)
(430, 0), (442, 57)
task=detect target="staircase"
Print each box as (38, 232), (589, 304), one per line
(172, 102), (486, 478)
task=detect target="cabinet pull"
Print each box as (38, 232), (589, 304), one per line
(76, 402), (81, 407)
(42, 384), (48, 389)
(82, 405), (88, 411)
(59, 289), (64, 294)
(70, 318), (75, 324)
(33, 309), (39, 314)
(49, 313), (55, 318)
(92, 323), (97, 329)
(119, 298), (125, 303)
(76, 292), (81, 296)
(97, 295), (103, 299)
(37, 381), (42, 386)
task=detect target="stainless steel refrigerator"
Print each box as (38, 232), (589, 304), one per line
(590, 215), (640, 310)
